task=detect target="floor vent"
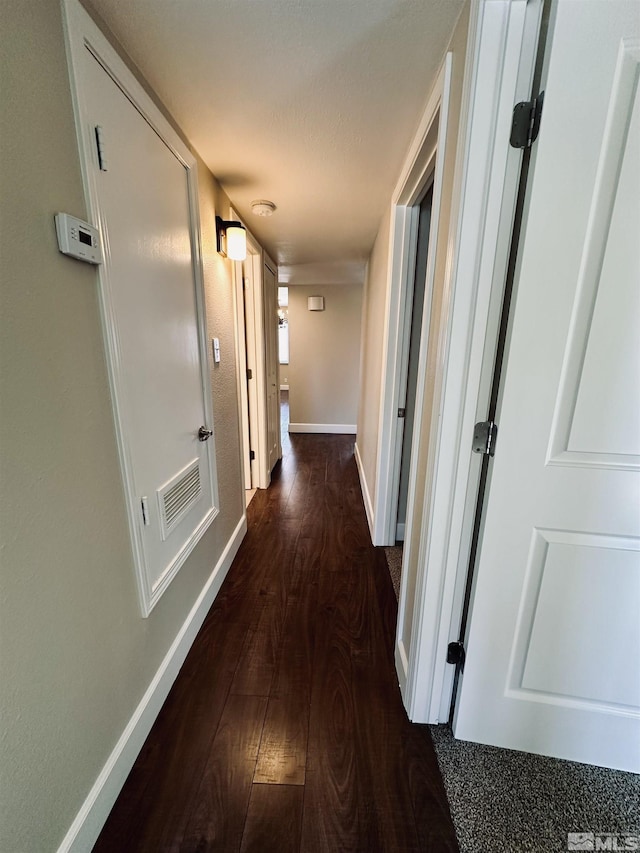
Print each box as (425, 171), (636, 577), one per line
(157, 459), (202, 540)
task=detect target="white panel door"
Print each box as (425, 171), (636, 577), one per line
(81, 47), (217, 612)
(263, 263), (280, 472)
(455, 1), (640, 772)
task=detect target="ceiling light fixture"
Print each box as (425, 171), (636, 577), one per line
(250, 199), (276, 217)
(216, 216), (247, 261)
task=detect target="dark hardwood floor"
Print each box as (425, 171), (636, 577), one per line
(94, 397), (459, 852)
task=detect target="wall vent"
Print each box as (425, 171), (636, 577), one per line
(157, 459), (202, 540)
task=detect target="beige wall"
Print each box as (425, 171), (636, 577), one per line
(0, 1), (244, 849)
(356, 1), (471, 523)
(288, 285), (363, 428)
(356, 205), (392, 496)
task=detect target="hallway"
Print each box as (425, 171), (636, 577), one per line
(94, 431), (458, 852)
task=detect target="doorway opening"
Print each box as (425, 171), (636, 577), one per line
(277, 286), (290, 456)
(395, 184), (434, 542)
(371, 55), (452, 550)
(233, 226), (267, 503)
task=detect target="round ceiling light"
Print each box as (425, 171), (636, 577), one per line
(251, 199), (277, 217)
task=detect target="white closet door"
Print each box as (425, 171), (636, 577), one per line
(455, 0), (640, 771)
(80, 46), (217, 612)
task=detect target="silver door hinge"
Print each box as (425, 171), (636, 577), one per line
(510, 93), (544, 149)
(472, 421), (498, 457)
(398, 407), (406, 418)
(94, 125), (108, 171)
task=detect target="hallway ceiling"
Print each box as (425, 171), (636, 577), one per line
(87, 0), (464, 282)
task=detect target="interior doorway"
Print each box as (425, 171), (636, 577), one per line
(395, 185), (433, 542)
(263, 261), (281, 473)
(233, 227), (263, 502)
(371, 55), (453, 549)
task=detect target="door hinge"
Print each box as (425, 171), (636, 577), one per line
(447, 641), (466, 668)
(247, 368), (253, 380)
(510, 93), (544, 149)
(472, 420), (498, 457)
(398, 407), (406, 418)
(94, 125), (108, 171)
(140, 496), (150, 526)
(249, 450), (255, 461)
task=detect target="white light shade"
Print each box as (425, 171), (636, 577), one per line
(225, 225), (247, 261)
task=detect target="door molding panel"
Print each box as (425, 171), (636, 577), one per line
(546, 39), (640, 473)
(508, 528), (640, 712)
(62, 0), (219, 615)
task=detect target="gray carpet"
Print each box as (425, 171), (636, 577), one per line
(383, 545), (402, 601)
(429, 724), (640, 853)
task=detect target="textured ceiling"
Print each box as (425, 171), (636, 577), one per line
(86, 0), (464, 280)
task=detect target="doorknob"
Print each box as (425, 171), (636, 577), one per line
(198, 426), (213, 441)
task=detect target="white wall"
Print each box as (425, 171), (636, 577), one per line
(0, 1), (246, 849)
(288, 284), (363, 431)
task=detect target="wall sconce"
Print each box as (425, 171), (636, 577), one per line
(216, 216), (247, 261)
(307, 296), (324, 311)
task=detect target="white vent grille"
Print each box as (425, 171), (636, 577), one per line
(157, 459), (202, 540)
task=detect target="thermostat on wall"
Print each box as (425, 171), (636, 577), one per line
(55, 213), (102, 264)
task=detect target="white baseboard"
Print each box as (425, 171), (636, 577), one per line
(288, 423), (356, 434)
(395, 523), (406, 542)
(57, 514), (247, 853)
(395, 639), (409, 698)
(279, 384), (289, 391)
(354, 441), (374, 536)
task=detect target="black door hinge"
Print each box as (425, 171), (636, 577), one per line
(249, 450), (255, 461)
(247, 368), (253, 380)
(510, 92), (544, 149)
(398, 407), (406, 418)
(447, 641), (466, 668)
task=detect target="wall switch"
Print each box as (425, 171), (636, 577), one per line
(212, 338), (221, 363)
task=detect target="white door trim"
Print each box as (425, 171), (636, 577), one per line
(372, 55), (453, 548)
(62, 0), (219, 616)
(264, 254), (282, 465)
(236, 219), (271, 490)
(231, 209), (256, 492)
(232, 257), (252, 492)
(401, 0), (544, 722)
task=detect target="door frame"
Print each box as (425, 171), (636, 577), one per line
(62, 0), (219, 616)
(372, 54), (453, 549)
(395, 184), (434, 543)
(232, 218), (260, 491)
(400, 0), (545, 722)
(263, 255), (282, 466)
(232, 215), (273, 490)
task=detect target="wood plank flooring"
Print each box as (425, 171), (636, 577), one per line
(94, 407), (459, 852)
